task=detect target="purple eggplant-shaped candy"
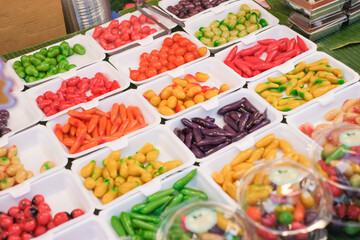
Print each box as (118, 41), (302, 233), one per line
(243, 97), (258, 113)
(201, 128), (232, 137)
(231, 131), (248, 142)
(205, 116), (215, 123)
(174, 128), (185, 142)
(238, 112), (250, 132)
(249, 119), (270, 133)
(184, 131), (193, 148)
(217, 98), (245, 115)
(190, 144), (204, 158)
(0, 110), (10, 119)
(222, 125), (238, 137)
(197, 136), (227, 146)
(193, 127), (203, 143)
(181, 118), (202, 129)
(224, 112), (239, 132)
(229, 111), (240, 122)
(204, 139), (231, 156)
(191, 117), (218, 128)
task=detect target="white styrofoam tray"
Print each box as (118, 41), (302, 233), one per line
(25, 61), (131, 122)
(199, 123), (312, 207)
(0, 91), (43, 141)
(108, 31), (211, 86)
(214, 25), (317, 82)
(0, 125), (67, 197)
(0, 169), (94, 239)
(6, 35), (106, 88)
(247, 51), (360, 116)
(183, 0), (279, 53)
(3, 62), (24, 92)
(158, 0), (237, 23)
(286, 82), (360, 142)
(137, 57), (246, 120)
(85, 7), (177, 55)
(165, 88), (283, 163)
(38, 216), (113, 240)
(71, 125), (195, 210)
(46, 89), (161, 159)
(99, 166), (235, 239)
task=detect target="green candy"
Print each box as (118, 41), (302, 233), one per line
(25, 65), (39, 77)
(13, 61), (22, 69)
(278, 211), (294, 225)
(73, 43), (86, 55)
(36, 62), (50, 72)
(33, 52), (46, 61)
(29, 56), (41, 66)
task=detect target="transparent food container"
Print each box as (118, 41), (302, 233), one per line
(286, 0), (347, 20)
(157, 201), (248, 240)
(347, 3), (360, 24)
(237, 159), (332, 240)
(311, 123), (360, 236)
(289, 11), (347, 41)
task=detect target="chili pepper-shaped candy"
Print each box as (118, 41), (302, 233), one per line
(120, 212), (135, 235)
(225, 45), (238, 62)
(258, 39), (276, 45)
(173, 169), (197, 190)
(238, 44), (262, 56)
(251, 62), (276, 71)
(287, 38), (296, 52)
(141, 196), (171, 214)
(224, 60), (243, 76)
(111, 215), (126, 237)
(296, 36), (309, 52)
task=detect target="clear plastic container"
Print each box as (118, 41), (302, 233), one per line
(289, 12), (347, 41)
(310, 123), (360, 236)
(237, 159), (332, 240)
(157, 201), (248, 240)
(286, 0), (347, 20)
(347, 2), (360, 24)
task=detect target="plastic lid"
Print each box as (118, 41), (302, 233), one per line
(237, 159), (332, 240)
(157, 201), (247, 240)
(311, 123), (360, 190)
(288, 0), (341, 10)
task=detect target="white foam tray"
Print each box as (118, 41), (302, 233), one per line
(183, 0), (279, 53)
(0, 125), (67, 197)
(46, 89), (161, 159)
(214, 25), (317, 82)
(137, 57), (246, 120)
(286, 82), (360, 142)
(6, 35), (106, 88)
(85, 7), (177, 55)
(165, 88), (283, 163)
(25, 61), (131, 122)
(3, 62), (24, 92)
(108, 31), (211, 86)
(0, 92), (43, 141)
(0, 169), (94, 239)
(71, 125), (195, 210)
(158, 0), (237, 23)
(199, 123), (312, 207)
(247, 51), (360, 116)
(38, 216), (114, 240)
(99, 166), (235, 239)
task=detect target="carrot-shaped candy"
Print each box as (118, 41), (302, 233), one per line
(98, 116), (107, 136)
(68, 110), (93, 120)
(110, 103), (120, 123)
(92, 125), (99, 138)
(119, 103), (127, 122)
(106, 119), (112, 136)
(123, 124), (142, 136)
(70, 126), (77, 137)
(117, 119), (130, 136)
(62, 123), (71, 133)
(131, 106), (145, 126)
(94, 108), (109, 118)
(70, 128), (87, 154)
(126, 106), (135, 122)
(63, 135), (76, 147)
(110, 118), (122, 136)
(54, 124), (64, 142)
(88, 116), (99, 133)
(68, 117), (86, 128)
(76, 141), (99, 153)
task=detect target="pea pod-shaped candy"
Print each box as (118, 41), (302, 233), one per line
(147, 188), (175, 202)
(20, 55), (30, 64)
(164, 193), (183, 212)
(130, 213), (161, 224)
(81, 160), (96, 178)
(142, 231), (156, 240)
(180, 187), (208, 200)
(120, 212), (135, 235)
(141, 196), (171, 214)
(73, 43), (86, 55)
(153, 197), (172, 216)
(27, 76), (37, 83)
(25, 65), (39, 77)
(173, 169), (197, 190)
(132, 219), (157, 232)
(111, 215), (126, 236)
(131, 203), (147, 213)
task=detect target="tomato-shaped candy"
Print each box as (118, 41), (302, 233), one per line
(20, 232), (33, 240)
(175, 47), (186, 56)
(37, 202), (51, 213)
(47, 220), (56, 230)
(53, 212), (70, 226)
(24, 207), (37, 219)
(186, 43), (197, 52)
(8, 223), (22, 236)
(22, 218), (36, 233)
(130, 69), (140, 81)
(32, 195), (45, 206)
(158, 66), (168, 74)
(172, 33), (182, 42)
(71, 209), (85, 219)
(0, 231), (9, 240)
(14, 213), (25, 224)
(184, 52), (195, 63)
(173, 56), (185, 67)
(145, 67), (158, 78)
(138, 74), (147, 81)
(34, 225), (47, 237)
(140, 52), (150, 61)
(179, 38), (190, 47)
(150, 61), (162, 71)
(8, 207), (21, 217)
(0, 215), (14, 229)
(8, 235), (21, 240)
(163, 37), (173, 47)
(37, 211), (52, 226)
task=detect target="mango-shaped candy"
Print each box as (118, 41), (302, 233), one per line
(81, 160), (96, 178)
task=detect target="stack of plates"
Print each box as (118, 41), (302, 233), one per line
(61, 0), (112, 33)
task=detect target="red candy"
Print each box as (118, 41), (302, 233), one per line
(93, 16), (157, 51)
(223, 36), (309, 78)
(36, 73), (120, 116)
